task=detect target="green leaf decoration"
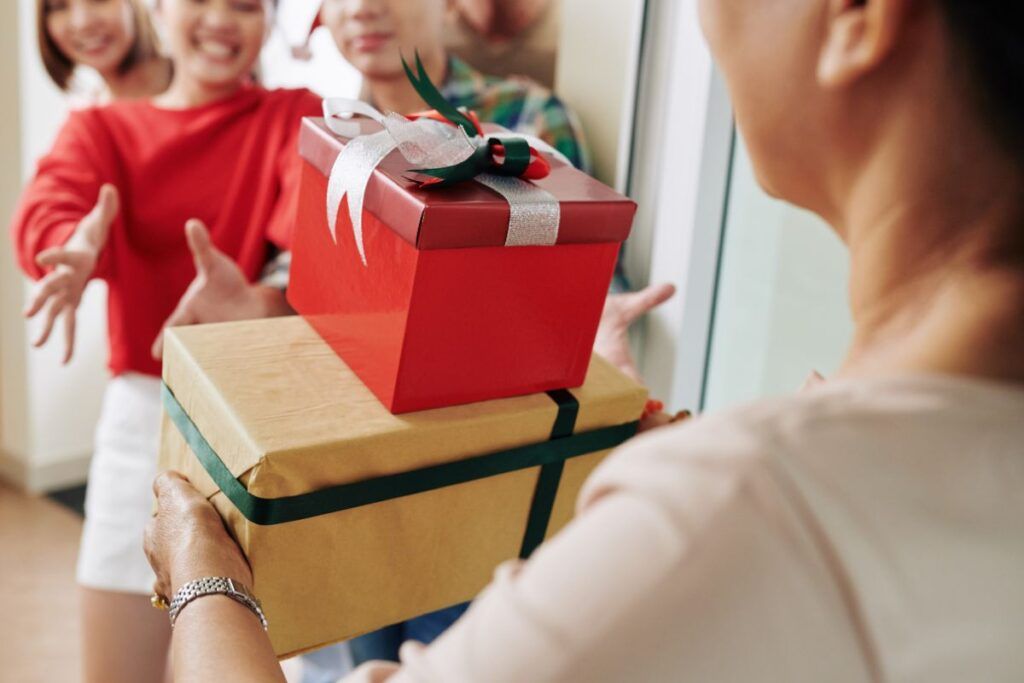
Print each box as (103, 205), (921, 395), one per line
(402, 51), (478, 139)
(400, 50), (538, 188)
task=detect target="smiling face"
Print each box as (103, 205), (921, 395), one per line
(44, 0), (137, 77)
(321, 0), (451, 80)
(158, 0), (271, 90)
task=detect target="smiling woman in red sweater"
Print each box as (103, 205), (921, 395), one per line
(10, 0), (319, 681)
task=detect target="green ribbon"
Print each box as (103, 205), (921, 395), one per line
(491, 136), (531, 177)
(401, 51), (536, 188)
(402, 51), (477, 138)
(161, 383), (637, 528)
(518, 389), (578, 559)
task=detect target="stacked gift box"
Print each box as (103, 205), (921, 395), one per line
(158, 103), (646, 657)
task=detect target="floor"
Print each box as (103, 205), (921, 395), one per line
(0, 482), (304, 682)
(0, 481), (83, 683)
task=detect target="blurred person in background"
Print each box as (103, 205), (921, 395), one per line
(321, 0), (588, 171)
(445, 0), (559, 88)
(11, 0), (319, 680)
(146, 0), (1024, 680)
(37, 0), (172, 104)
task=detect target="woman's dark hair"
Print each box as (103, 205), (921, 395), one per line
(37, 0), (162, 91)
(938, 3), (1024, 164)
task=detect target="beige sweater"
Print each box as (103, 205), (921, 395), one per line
(347, 374), (1024, 682)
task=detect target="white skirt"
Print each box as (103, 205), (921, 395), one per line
(76, 373), (163, 594)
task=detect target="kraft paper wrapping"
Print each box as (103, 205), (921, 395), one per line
(158, 316), (646, 658)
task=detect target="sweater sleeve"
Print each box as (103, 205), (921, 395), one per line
(339, 418), (874, 683)
(9, 109), (115, 281)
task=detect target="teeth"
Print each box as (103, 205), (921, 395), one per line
(197, 40), (234, 58)
(77, 36), (109, 51)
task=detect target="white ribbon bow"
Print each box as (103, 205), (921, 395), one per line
(321, 98), (565, 265)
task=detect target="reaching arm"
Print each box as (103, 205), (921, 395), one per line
(10, 111), (121, 363)
(10, 110), (114, 281)
(150, 220), (293, 359)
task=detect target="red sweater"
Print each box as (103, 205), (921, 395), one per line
(11, 85), (321, 378)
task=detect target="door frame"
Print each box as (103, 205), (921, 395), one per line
(624, 0), (735, 411)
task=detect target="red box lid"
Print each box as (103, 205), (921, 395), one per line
(298, 117), (636, 250)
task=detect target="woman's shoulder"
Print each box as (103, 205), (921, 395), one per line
(584, 373), (1024, 521)
(581, 395), (804, 518)
(46, 104), (123, 154)
(580, 382), (883, 517)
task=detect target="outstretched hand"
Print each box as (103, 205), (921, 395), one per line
(24, 184), (119, 364)
(151, 220), (291, 360)
(594, 283), (676, 382)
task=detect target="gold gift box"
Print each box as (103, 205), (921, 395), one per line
(158, 316), (645, 658)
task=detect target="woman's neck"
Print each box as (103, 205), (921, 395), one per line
(153, 73), (247, 110)
(102, 56), (173, 100)
(834, 114), (1024, 383)
(366, 49), (447, 114)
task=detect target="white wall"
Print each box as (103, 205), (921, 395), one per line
(556, 0), (646, 190)
(0, 0), (109, 492)
(0, 0), (29, 470)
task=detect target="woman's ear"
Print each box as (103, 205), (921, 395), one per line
(817, 0), (911, 88)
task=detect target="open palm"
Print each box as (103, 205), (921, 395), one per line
(24, 184), (119, 364)
(151, 220), (290, 359)
(594, 283), (676, 381)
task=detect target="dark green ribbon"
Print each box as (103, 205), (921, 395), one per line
(401, 51), (536, 188)
(161, 383), (636, 528)
(402, 51), (477, 138)
(518, 389), (578, 559)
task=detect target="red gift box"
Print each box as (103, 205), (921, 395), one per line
(288, 117), (636, 413)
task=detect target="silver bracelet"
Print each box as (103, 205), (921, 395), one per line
(168, 577), (268, 631)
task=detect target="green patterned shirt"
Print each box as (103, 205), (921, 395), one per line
(440, 56), (592, 173)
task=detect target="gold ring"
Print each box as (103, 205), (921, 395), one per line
(151, 593), (169, 611)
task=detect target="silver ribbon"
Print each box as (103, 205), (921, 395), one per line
(321, 98), (563, 264)
(476, 174), (560, 246)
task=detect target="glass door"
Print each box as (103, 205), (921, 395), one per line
(701, 139), (853, 411)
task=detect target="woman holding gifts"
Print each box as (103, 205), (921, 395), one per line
(10, 0), (320, 680)
(37, 0), (172, 104)
(147, 0), (1024, 681)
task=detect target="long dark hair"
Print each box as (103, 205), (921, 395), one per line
(938, 3), (1024, 165)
